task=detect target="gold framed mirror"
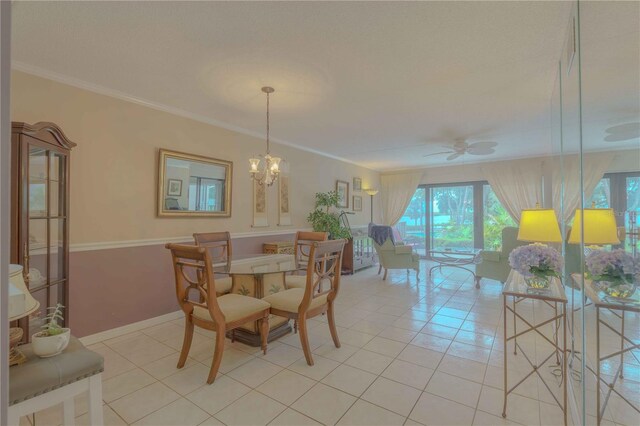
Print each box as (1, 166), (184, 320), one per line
(157, 149), (232, 217)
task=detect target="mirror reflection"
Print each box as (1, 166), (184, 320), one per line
(158, 149), (232, 217)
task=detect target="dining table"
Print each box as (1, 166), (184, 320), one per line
(213, 253), (300, 346)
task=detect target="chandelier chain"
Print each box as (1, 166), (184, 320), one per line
(266, 90), (270, 155)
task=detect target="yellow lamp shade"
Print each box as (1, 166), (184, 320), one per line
(568, 208), (620, 245)
(518, 209), (562, 243)
(8, 264), (40, 321)
(365, 188), (379, 196)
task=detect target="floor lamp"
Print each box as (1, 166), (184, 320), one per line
(365, 188), (379, 223)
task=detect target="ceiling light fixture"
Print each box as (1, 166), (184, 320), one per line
(249, 86), (281, 187)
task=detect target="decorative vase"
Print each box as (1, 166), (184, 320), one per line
(598, 281), (637, 299)
(31, 328), (71, 358)
(525, 276), (550, 290)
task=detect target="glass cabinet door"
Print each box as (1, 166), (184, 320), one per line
(25, 141), (68, 330)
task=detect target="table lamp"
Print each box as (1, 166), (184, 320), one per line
(518, 208), (563, 244)
(568, 208), (620, 246)
(8, 264), (40, 366)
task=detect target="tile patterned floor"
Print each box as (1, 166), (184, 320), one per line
(20, 262), (639, 426)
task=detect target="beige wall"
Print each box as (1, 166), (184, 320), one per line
(11, 71), (380, 245)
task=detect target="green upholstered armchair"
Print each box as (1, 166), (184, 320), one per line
(476, 227), (526, 284)
(373, 238), (420, 281)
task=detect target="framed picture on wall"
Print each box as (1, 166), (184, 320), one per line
(336, 180), (349, 208)
(353, 195), (362, 211)
(167, 179), (183, 196)
(353, 177), (362, 192)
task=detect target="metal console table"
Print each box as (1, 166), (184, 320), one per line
(580, 276), (639, 426)
(502, 271), (567, 425)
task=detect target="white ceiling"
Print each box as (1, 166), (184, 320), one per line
(10, 1), (639, 171)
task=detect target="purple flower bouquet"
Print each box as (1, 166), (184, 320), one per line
(509, 243), (564, 289)
(585, 249), (639, 299)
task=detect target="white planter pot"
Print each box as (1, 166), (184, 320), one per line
(31, 328), (71, 358)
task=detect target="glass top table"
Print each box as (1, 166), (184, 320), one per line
(212, 254), (298, 275)
(212, 253), (298, 346)
(502, 270), (567, 303)
(572, 273), (640, 312)
(427, 248), (482, 288)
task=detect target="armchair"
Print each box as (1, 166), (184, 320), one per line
(476, 227), (526, 284)
(370, 225), (420, 281)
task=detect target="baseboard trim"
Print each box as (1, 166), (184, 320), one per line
(79, 310), (184, 346)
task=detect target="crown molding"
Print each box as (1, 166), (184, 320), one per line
(69, 228), (308, 252)
(12, 61), (376, 171)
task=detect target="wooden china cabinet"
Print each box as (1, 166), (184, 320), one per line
(11, 122), (76, 337)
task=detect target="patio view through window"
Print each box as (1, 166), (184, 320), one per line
(399, 182), (515, 257)
(587, 172), (640, 253)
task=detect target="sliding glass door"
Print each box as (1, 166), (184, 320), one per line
(430, 184), (475, 250)
(399, 182), (515, 257)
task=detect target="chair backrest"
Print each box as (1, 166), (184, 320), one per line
(501, 227), (526, 256)
(299, 239), (347, 313)
(369, 225), (396, 246)
(165, 198), (180, 210)
(166, 243), (224, 325)
(293, 231), (328, 269)
(194, 232), (232, 268)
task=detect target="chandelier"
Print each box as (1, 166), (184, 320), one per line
(249, 86), (281, 187)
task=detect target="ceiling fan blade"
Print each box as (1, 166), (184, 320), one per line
(605, 122), (640, 134)
(423, 151), (454, 157)
(468, 141), (498, 150)
(604, 132), (640, 142)
(467, 148), (496, 155)
(446, 153), (462, 161)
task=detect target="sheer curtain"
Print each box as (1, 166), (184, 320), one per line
(380, 172), (423, 226)
(552, 152), (614, 223)
(482, 158), (544, 223)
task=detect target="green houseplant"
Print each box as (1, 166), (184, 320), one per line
(31, 303), (71, 357)
(307, 191), (351, 240)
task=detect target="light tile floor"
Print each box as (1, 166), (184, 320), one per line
(21, 262), (639, 426)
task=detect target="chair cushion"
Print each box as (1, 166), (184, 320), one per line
(263, 288), (327, 314)
(9, 336), (104, 405)
(285, 274), (308, 289)
(394, 245), (413, 255)
(193, 294), (270, 324)
(215, 276), (233, 294)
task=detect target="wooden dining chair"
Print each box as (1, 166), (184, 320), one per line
(285, 231), (328, 289)
(166, 243), (271, 384)
(263, 239), (346, 366)
(194, 232), (233, 295)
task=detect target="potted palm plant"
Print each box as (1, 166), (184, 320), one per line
(31, 303), (71, 357)
(307, 191), (352, 240)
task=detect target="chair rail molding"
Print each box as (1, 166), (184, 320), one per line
(69, 228), (312, 252)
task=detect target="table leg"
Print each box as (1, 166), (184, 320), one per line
(563, 303), (567, 426)
(620, 310), (625, 379)
(513, 298), (517, 355)
(502, 294), (508, 418)
(596, 307), (601, 426)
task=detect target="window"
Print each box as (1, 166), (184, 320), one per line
(483, 185), (517, 250)
(430, 184), (474, 250)
(586, 172), (640, 252)
(188, 176), (225, 211)
(399, 182), (515, 257)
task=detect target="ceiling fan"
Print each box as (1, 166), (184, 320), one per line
(603, 122), (640, 142)
(423, 138), (497, 161)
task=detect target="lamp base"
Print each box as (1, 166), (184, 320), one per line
(9, 327), (27, 366)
